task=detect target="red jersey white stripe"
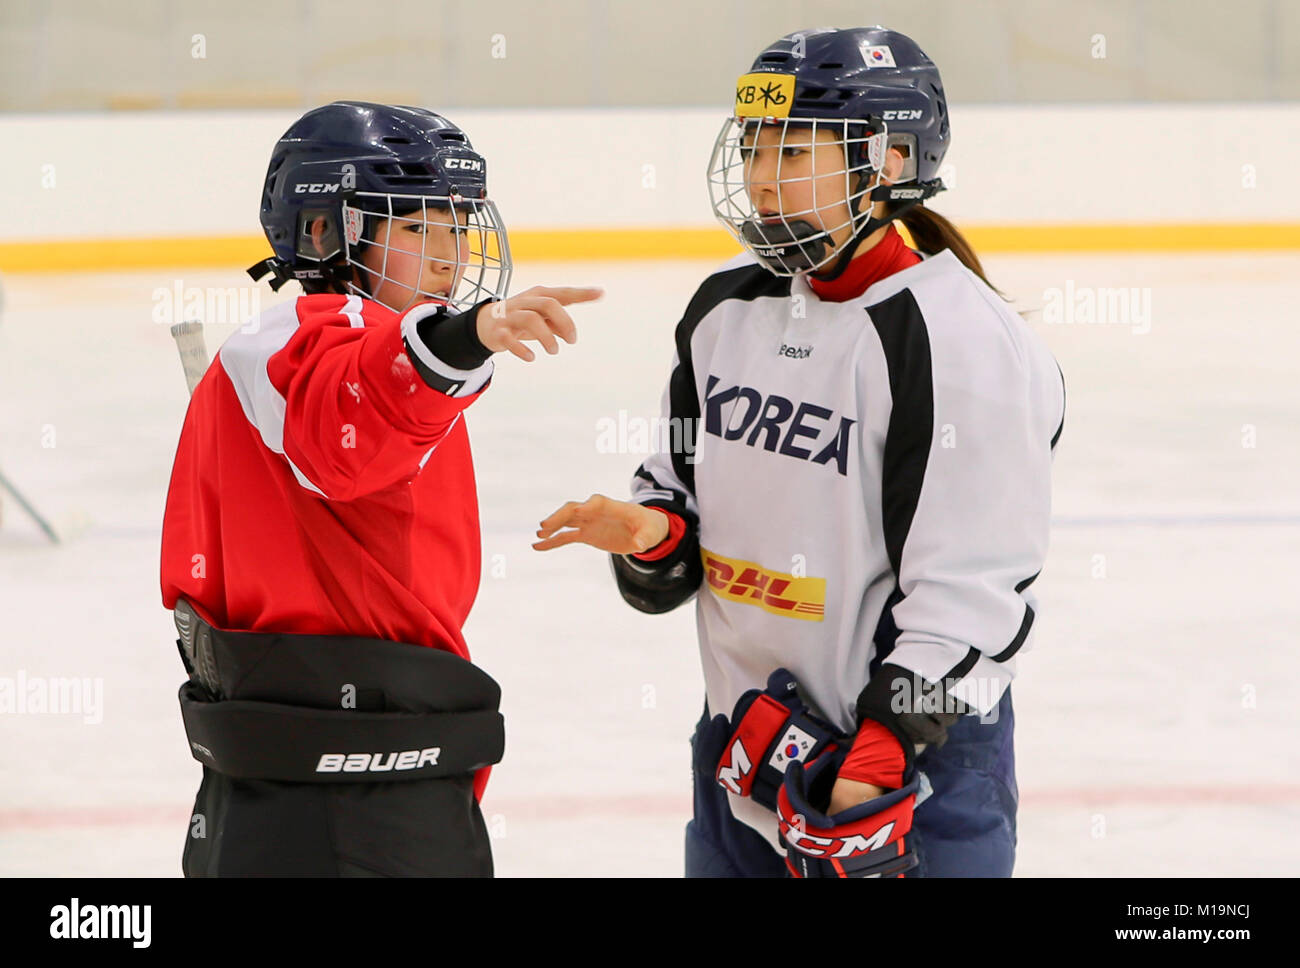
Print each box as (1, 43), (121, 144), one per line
(161, 291), (491, 659)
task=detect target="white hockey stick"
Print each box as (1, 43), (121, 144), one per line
(169, 320), (210, 397)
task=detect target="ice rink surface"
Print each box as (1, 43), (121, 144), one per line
(1, 252), (1297, 876)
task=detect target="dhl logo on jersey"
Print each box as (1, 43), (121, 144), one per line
(701, 547), (826, 622)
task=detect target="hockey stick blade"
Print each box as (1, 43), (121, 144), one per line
(170, 320), (210, 397)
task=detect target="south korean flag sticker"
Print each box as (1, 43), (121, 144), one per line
(769, 724), (817, 772)
(860, 44), (896, 68)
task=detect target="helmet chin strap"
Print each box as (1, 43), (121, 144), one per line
(246, 255), (359, 295)
(809, 177), (944, 282)
(246, 256), (296, 291)
(740, 217), (834, 274)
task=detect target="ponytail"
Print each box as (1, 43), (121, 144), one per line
(894, 203), (1006, 300)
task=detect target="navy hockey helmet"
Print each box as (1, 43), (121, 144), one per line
(250, 100), (511, 314)
(708, 27), (950, 276)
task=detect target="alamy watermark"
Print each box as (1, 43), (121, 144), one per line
(151, 280), (261, 332)
(0, 670), (103, 724)
(595, 410), (701, 463)
(49, 898), (150, 948)
(890, 676), (1004, 725)
(1041, 281), (1151, 335)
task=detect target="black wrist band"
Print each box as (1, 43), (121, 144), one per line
(415, 298), (498, 369)
(856, 662), (969, 755)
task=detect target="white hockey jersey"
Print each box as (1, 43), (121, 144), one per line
(615, 248), (1065, 842)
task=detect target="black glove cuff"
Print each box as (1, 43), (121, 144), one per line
(855, 663), (970, 756)
(609, 499), (702, 614)
(415, 298), (497, 369)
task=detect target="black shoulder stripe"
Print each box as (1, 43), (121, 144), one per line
(867, 288), (934, 579)
(677, 263), (792, 332)
(1051, 362), (1066, 450)
(633, 464), (692, 520)
(669, 263), (791, 494)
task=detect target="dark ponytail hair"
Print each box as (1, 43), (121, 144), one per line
(892, 202), (1006, 300)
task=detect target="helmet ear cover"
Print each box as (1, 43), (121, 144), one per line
(295, 205), (345, 263)
(277, 204), (358, 295)
(885, 133), (919, 183)
(840, 123), (920, 216)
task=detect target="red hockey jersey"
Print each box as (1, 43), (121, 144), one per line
(161, 292), (496, 791)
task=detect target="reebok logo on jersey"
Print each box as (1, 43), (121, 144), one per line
(701, 547), (826, 621)
(779, 343), (813, 359)
(703, 375), (855, 475)
(315, 748), (441, 773)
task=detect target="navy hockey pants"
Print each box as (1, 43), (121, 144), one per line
(684, 688), (1018, 877)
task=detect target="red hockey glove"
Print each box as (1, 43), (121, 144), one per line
(715, 669), (846, 812)
(777, 745), (919, 878)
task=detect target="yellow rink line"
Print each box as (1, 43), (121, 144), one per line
(2, 224), (1300, 272)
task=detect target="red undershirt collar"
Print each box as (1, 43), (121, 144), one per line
(806, 224), (922, 303)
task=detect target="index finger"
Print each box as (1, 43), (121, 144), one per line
(530, 286), (604, 306)
(537, 501), (580, 531)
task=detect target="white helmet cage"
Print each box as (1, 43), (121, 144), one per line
(315, 191), (512, 315)
(708, 116), (917, 276)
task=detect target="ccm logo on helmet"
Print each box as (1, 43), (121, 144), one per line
(881, 110), (922, 121)
(444, 157), (483, 171)
(316, 748), (441, 773)
(294, 183), (341, 194)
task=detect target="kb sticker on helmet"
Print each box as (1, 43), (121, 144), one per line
(734, 73), (795, 118)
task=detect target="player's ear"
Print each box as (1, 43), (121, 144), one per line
(308, 216), (330, 258)
(881, 146), (907, 185)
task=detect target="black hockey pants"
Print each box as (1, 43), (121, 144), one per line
(173, 600), (504, 877)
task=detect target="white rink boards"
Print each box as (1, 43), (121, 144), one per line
(1, 253), (1297, 876)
